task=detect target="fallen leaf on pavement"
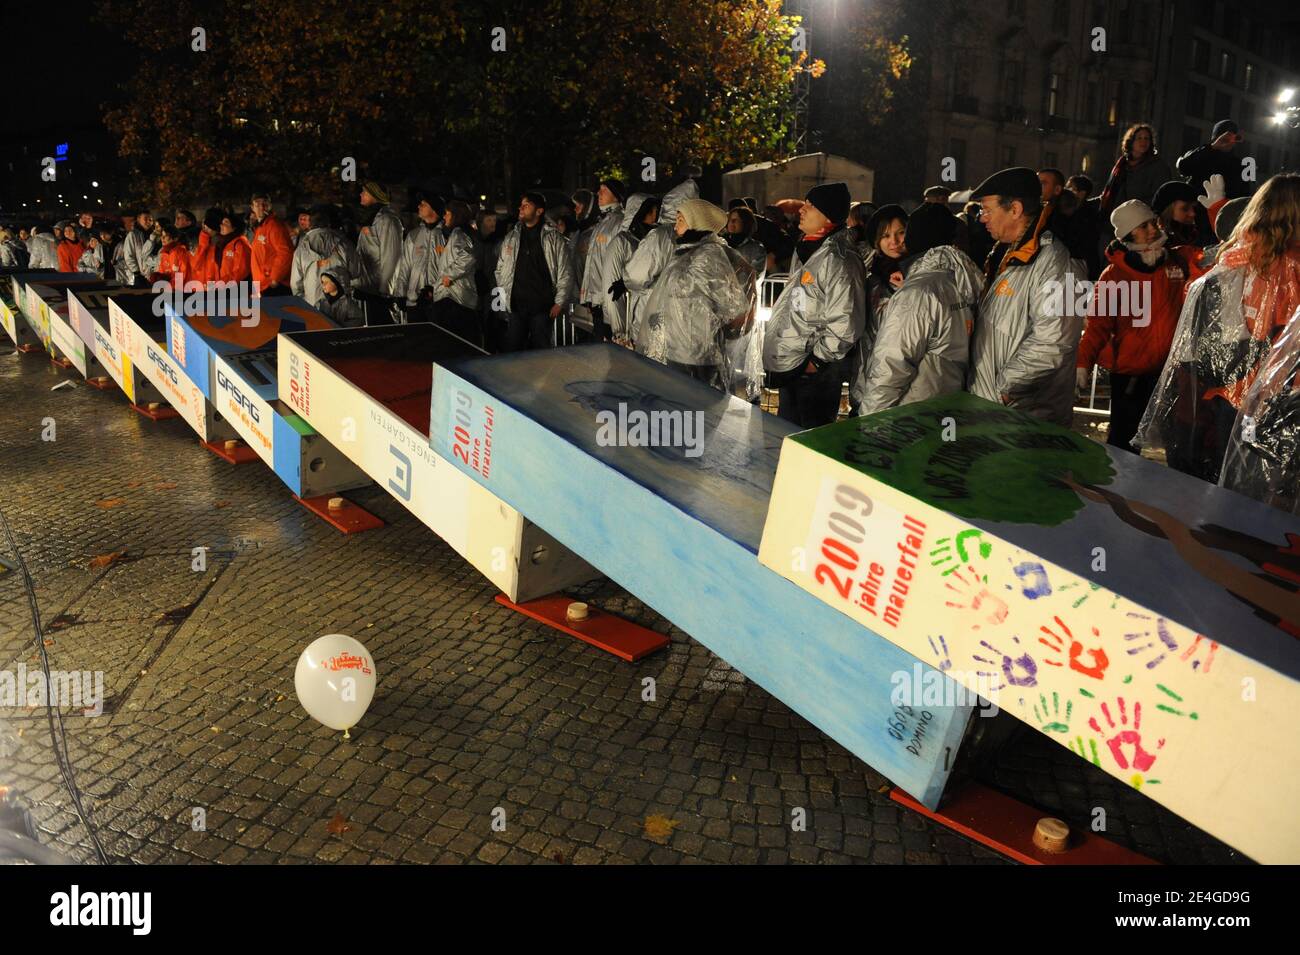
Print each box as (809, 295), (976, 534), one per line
(154, 482), (178, 490)
(95, 498), (126, 509)
(643, 814), (680, 842)
(326, 813), (353, 835)
(88, 550), (128, 569)
(213, 501), (230, 509)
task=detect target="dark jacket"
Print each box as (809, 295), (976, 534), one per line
(1176, 144), (1250, 199)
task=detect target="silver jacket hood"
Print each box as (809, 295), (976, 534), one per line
(853, 244), (982, 415)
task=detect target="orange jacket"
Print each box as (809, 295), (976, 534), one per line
(219, 235), (253, 282)
(251, 214), (293, 289)
(155, 241), (192, 289)
(58, 240), (85, 272)
(1077, 243), (1187, 376)
(190, 231), (220, 285)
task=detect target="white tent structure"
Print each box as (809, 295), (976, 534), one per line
(721, 153), (874, 210)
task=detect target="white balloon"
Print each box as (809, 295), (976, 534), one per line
(294, 634), (377, 732)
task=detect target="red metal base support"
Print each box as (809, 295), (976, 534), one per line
(201, 439), (260, 464)
(495, 593), (670, 662)
(294, 494), (385, 534)
(890, 783), (1158, 865)
(130, 402), (181, 421)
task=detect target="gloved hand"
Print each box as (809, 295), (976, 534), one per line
(1198, 174), (1226, 209)
(1075, 366), (1091, 392)
(608, 279), (627, 301)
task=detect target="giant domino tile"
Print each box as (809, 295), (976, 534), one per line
(758, 392), (1300, 863)
(106, 291), (240, 446)
(1, 267), (55, 350)
(427, 342), (973, 808)
(276, 323), (596, 605)
(166, 296), (369, 498)
(67, 287), (170, 408)
(10, 271), (106, 356)
(26, 278), (121, 380)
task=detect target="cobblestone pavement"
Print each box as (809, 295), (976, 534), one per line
(0, 347), (1245, 865)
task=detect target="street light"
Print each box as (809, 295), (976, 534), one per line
(1273, 88), (1300, 128)
(91, 180), (99, 188)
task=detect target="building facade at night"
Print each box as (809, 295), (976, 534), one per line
(919, 0), (1300, 195)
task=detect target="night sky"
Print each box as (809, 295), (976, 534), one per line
(5, 7), (128, 138)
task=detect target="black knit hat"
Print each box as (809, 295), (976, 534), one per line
(202, 207), (225, 231)
(971, 167), (1041, 206)
(1151, 180), (1198, 216)
(412, 192), (446, 218)
(903, 203), (959, 256)
(804, 182), (851, 224)
(523, 190), (548, 211)
(599, 179), (627, 204)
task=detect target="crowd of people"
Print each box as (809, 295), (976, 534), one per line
(1, 115), (1297, 514)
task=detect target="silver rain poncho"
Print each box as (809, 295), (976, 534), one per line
(601, 193), (654, 339)
(1137, 243), (1300, 504)
(852, 244), (982, 414)
(634, 234), (758, 395)
(623, 180), (701, 342)
(1219, 304), (1300, 513)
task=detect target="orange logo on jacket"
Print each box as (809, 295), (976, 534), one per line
(800, 270), (814, 285)
(993, 279), (1014, 296)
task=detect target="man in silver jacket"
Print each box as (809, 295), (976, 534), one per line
(495, 191), (575, 351)
(853, 203), (982, 414)
(967, 167), (1081, 425)
(356, 181), (404, 297)
(121, 209), (160, 287)
(762, 181), (866, 427)
(389, 193), (445, 311)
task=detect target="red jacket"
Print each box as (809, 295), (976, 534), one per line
(251, 214), (293, 289)
(190, 231), (220, 285)
(219, 235), (253, 282)
(1077, 243), (1187, 376)
(155, 241), (192, 289)
(58, 240), (85, 272)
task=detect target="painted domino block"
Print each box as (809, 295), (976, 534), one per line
(29, 279), (120, 378)
(428, 343), (973, 807)
(67, 288), (168, 406)
(166, 297), (369, 497)
(276, 324), (595, 603)
(17, 273), (105, 354)
(0, 267), (49, 349)
(107, 292), (237, 445)
(758, 392), (1300, 863)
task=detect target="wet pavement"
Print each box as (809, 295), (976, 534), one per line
(0, 347), (1245, 864)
